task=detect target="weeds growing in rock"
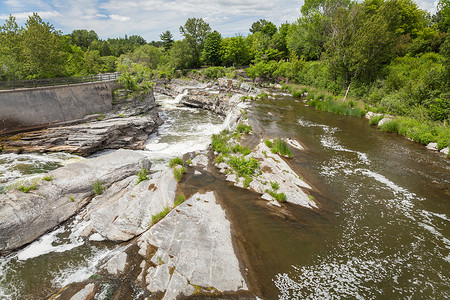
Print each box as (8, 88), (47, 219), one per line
(92, 179), (104, 195)
(243, 176), (253, 189)
(264, 139), (273, 148)
(69, 196), (75, 202)
(16, 180), (38, 193)
(270, 181), (280, 190)
(236, 123), (252, 134)
(211, 130), (231, 154)
(227, 156), (259, 177)
(151, 207), (170, 225)
(175, 194), (186, 206)
(173, 168), (182, 183)
(42, 175), (54, 182)
(266, 189), (287, 202)
(169, 157), (184, 168)
(136, 167), (149, 184)
(271, 139), (293, 158)
(369, 115), (385, 125)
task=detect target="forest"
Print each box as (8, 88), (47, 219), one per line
(0, 0), (449, 150)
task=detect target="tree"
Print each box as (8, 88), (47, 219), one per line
(221, 36), (251, 66)
(21, 13), (67, 78)
(179, 18), (211, 67)
(168, 40), (194, 69)
(160, 30), (174, 51)
(0, 15), (24, 80)
(202, 30), (222, 66)
(69, 29), (99, 50)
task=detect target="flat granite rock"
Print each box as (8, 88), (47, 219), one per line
(138, 191), (248, 298)
(0, 149), (149, 254)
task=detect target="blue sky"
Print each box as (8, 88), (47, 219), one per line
(0, 0), (440, 42)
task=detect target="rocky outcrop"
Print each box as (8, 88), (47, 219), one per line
(0, 90), (163, 156)
(0, 149), (150, 254)
(215, 137), (317, 209)
(79, 168), (177, 241)
(137, 191), (249, 298)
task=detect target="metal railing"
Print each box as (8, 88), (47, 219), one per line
(0, 72), (121, 90)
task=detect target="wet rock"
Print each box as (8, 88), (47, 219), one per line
(378, 117), (393, 127)
(81, 168), (177, 241)
(0, 91), (163, 156)
(103, 252), (128, 275)
(191, 153), (208, 169)
(70, 283), (96, 300)
(137, 192), (248, 298)
(0, 149), (149, 254)
(426, 142), (439, 151)
(440, 147), (449, 155)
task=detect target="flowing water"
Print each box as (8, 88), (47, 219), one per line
(0, 91), (449, 299)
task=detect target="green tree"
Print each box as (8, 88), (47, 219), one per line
(179, 18), (211, 67)
(0, 15), (24, 80)
(21, 13), (67, 78)
(168, 40), (194, 69)
(69, 29), (99, 50)
(221, 35), (251, 66)
(250, 19), (277, 36)
(202, 30), (222, 66)
(160, 30), (174, 51)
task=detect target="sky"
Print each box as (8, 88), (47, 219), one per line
(0, 0), (441, 42)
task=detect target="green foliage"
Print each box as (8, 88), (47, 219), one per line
(266, 189), (287, 202)
(211, 130), (231, 154)
(179, 18), (211, 67)
(173, 168), (183, 183)
(270, 181), (280, 190)
(264, 139), (273, 148)
(271, 139), (293, 158)
(202, 31), (222, 66)
(92, 179), (104, 195)
(380, 119), (400, 132)
(236, 123), (252, 134)
(151, 207), (170, 225)
(169, 157), (184, 168)
(137, 167), (149, 184)
(42, 175), (54, 182)
(175, 194), (186, 206)
(16, 180), (38, 193)
(369, 115), (385, 125)
(160, 30), (174, 52)
(307, 98), (364, 117)
(227, 156), (260, 177)
(243, 176), (253, 189)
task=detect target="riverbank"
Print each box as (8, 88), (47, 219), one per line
(282, 84), (450, 158)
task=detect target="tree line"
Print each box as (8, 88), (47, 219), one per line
(0, 0), (449, 122)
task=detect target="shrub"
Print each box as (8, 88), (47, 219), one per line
(243, 176), (253, 189)
(236, 123), (252, 134)
(136, 167), (149, 184)
(379, 119), (400, 133)
(266, 189), (287, 202)
(175, 194), (186, 206)
(271, 139), (293, 158)
(227, 156), (260, 177)
(270, 181), (280, 190)
(211, 131), (231, 154)
(151, 207), (170, 225)
(264, 139), (273, 148)
(92, 179), (104, 195)
(169, 157), (184, 168)
(369, 115), (384, 125)
(173, 168), (182, 183)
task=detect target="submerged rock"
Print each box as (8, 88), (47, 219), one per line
(0, 149), (149, 254)
(137, 191), (249, 298)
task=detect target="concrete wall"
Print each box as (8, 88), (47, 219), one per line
(0, 81), (114, 134)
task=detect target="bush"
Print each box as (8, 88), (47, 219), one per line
(236, 123), (252, 134)
(169, 157), (184, 168)
(271, 139), (293, 158)
(264, 139), (273, 148)
(211, 130), (231, 154)
(136, 167), (149, 184)
(379, 119), (400, 133)
(369, 115), (385, 125)
(92, 179), (104, 195)
(227, 156), (260, 177)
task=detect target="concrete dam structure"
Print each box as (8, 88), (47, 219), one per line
(0, 81), (115, 135)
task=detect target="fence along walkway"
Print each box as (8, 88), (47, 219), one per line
(0, 73), (120, 90)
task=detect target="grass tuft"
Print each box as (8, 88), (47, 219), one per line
(92, 179), (104, 195)
(271, 139), (293, 158)
(136, 167), (149, 184)
(175, 194), (186, 206)
(151, 207), (170, 225)
(169, 157), (184, 168)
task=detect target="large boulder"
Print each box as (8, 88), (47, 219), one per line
(137, 192), (249, 298)
(0, 149), (150, 254)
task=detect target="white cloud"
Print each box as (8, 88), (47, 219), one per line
(0, 11), (61, 20)
(109, 14), (130, 22)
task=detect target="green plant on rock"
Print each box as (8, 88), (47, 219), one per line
(369, 115), (384, 125)
(264, 139), (273, 148)
(16, 180), (38, 193)
(227, 156), (259, 177)
(266, 188), (286, 202)
(92, 179), (104, 195)
(270, 181), (280, 191)
(271, 139), (293, 158)
(173, 168), (182, 183)
(175, 194), (186, 206)
(236, 123), (252, 134)
(169, 157), (184, 168)
(243, 176), (253, 189)
(42, 175), (54, 182)
(136, 167), (149, 184)
(151, 207), (170, 225)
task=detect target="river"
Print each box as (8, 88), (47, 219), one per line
(0, 91), (449, 299)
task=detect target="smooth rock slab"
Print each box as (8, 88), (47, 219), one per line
(138, 192), (248, 298)
(0, 149), (149, 253)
